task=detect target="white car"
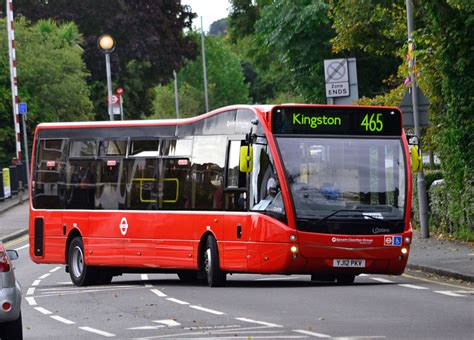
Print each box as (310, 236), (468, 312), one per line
(0, 242), (22, 339)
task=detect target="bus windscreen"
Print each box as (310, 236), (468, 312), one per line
(271, 106), (402, 136)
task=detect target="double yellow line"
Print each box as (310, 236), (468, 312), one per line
(4, 234), (29, 248)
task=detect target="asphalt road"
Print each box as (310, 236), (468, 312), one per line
(5, 235), (474, 340)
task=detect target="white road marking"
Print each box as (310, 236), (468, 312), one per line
(34, 307), (52, 315)
(25, 297), (37, 306)
(128, 326), (165, 330)
(50, 315), (75, 325)
(293, 329), (331, 338)
(434, 291), (466, 297)
(32, 280), (41, 286)
(39, 273), (51, 279)
(14, 244), (29, 251)
(371, 278), (394, 283)
(150, 288), (167, 297)
(153, 319), (181, 327)
(236, 317), (283, 328)
(27, 287), (35, 295)
(49, 266), (62, 273)
(359, 274), (369, 277)
(166, 297), (189, 305)
(190, 305), (225, 315)
(36, 286), (139, 298)
(398, 284), (429, 290)
(79, 326), (116, 337)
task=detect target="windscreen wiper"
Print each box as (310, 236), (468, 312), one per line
(312, 209), (399, 227)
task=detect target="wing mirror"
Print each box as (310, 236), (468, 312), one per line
(7, 249), (19, 260)
(239, 145), (253, 173)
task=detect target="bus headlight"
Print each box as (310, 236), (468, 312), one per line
(404, 237), (411, 244)
(401, 247), (408, 255)
(290, 234), (297, 241)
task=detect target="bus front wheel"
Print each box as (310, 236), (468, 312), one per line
(68, 237), (97, 286)
(203, 236), (226, 287)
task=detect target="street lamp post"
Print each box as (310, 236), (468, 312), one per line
(98, 34), (116, 121)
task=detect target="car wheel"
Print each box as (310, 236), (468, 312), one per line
(68, 237), (97, 286)
(203, 236), (226, 287)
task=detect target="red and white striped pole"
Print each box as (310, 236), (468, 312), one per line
(6, 0), (22, 161)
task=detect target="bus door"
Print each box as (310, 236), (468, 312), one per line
(223, 140), (250, 271)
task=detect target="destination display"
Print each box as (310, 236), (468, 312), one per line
(271, 106), (402, 136)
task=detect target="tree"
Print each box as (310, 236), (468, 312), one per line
(209, 18), (228, 37)
(0, 17), (93, 164)
(152, 34), (249, 118)
(255, 0), (334, 102)
(14, 0), (198, 119)
(419, 0), (473, 236)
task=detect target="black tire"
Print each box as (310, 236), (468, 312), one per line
(311, 273), (336, 282)
(68, 237), (97, 286)
(203, 236), (226, 287)
(0, 312), (23, 340)
(336, 274), (356, 285)
(177, 270), (199, 283)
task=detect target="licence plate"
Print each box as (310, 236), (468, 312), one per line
(333, 259), (366, 268)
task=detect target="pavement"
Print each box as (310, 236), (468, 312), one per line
(1, 195), (473, 282)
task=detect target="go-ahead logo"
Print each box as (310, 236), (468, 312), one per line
(120, 217), (128, 236)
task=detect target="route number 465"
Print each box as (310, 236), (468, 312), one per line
(361, 113), (383, 132)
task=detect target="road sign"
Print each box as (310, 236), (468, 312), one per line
(324, 58), (351, 99)
(111, 94), (119, 105)
(399, 87), (429, 127)
(116, 87), (124, 95)
(325, 83), (349, 98)
(324, 59), (348, 84)
(19, 102), (27, 115)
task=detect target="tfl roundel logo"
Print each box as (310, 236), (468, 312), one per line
(120, 217), (128, 236)
(384, 235), (402, 246)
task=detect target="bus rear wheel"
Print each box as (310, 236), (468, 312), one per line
(68, 237), (98, 286)
(203, 236), (226, 287)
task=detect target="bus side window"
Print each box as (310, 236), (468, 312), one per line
(160, 158), (191, 210)
(66, 140), (98, 210)
(191, 136), (226, 210)
(34, 139), (67, 209)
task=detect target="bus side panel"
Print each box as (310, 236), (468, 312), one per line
(29, 210), (65, 264)
(222, 213), (252, 271)
(86, 212), (123, 266)
(155, 212), (204, 269)
(246, 215), (296, 273)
